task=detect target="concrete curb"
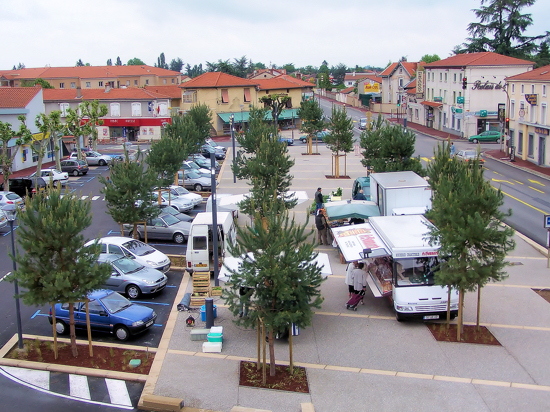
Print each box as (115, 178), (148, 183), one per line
(483, 152), (550, 183)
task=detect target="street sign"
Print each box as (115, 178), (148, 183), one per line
(544, 215), (550, 229)
(479, 110), (488, 117)
(457, 96), (465, 104)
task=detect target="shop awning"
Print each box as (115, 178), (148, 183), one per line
(265, 108), (299, 121)
(324, 200), (380, 221)
(421, 101), (443, 108)
(218, 112), (251, 124)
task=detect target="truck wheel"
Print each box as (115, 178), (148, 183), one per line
(395, 312), (404, 322)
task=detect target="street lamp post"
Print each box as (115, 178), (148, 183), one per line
(230, 114), (236, 184)
(3, 204), (23, 349)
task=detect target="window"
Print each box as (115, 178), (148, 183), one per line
(193, 236), (207, 250)
(163, 79), (167, 84)
(108, 244), (124, 255)
(512, 84), (515, 93)
(521, 84), (524, 94)
(87, 300), (103, 315)
(542, 85), (546, 96)
(541, 103), (547, 125)
(457, 118), (461, 130)
(531, 84), (535, 93)
(60, 102), (70, 117)
(510, 100), (515, 119)
(399, 78), (403, 87)
(171, 79), (175, 84)
(439, 73), (442, 81)
(131, 102), (142, 116)
(221, 89), (229, 103)
(444, 73), (447, 82)
(459, 73), (463, 82)
(182, 91), (196, 103)
(453, 73), (457, 82)
(85, 81), (91, 88)
(453, 91), (456, 104)
(158, 103), (168, 116)
(444, 90), (447, 103)
(244, 88), (251, 102)
(145, 79), (149, 85)
(110, 103), (120, 117)
(415, 108), (419, 119)
(518, 131), (523, 154)
(70, 82), (76, 89)
(134, 80), (138, 86)
(126, 80), (130, 86)
(509, 130), (515, 147)
(528, 133), (534, 157)
(59, 82), (65, 89)
(530, 104), (536, 123)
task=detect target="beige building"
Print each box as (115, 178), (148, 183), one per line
(380, 61), (420, 109)
(506, 65), (550, 165)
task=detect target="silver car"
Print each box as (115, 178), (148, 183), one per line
(182, 161), (209, 177)
(177, 170), (216, 192)
(0, 191), (24, 209)
(70, 151), (112, 166)
(166, 185), (203, 207)
(0, 209), (8, 230)
(97, 254), (168, 299)
(123, 213), (192, 244)
(151, 191), (193, 212)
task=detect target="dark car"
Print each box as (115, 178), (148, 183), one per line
(201, 145), (225, 160)
(60, 159), (89, 176)
(2, 176), (47, 198)
(48, 289), (157, 341)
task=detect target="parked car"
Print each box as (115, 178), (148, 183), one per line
(300, 130), (329, 144)
(166, 185), (203, 208)
(205, 138), (227, 153)
(278, 135), (294, 146)
(60, 159), (89, 176)
(359, 118), (368, 130)
(0, 209), (8, 230)
(0, 191), (24, 209)
(188, 153), (219, 170)
(86, 237), (171, 273)
(455, 150), (485, 167)
(29, 169), (69, 187)
(48, 289), (157, 341)
(151, 191), (193, 213)
(181, 160), (209, 177)
(97, 254), (168, 299)
(123, 213), (192, 244)
(201, 145), (225, 160)
(155, 204), (194, 222)
(2, 176), (47, 198)
(177, 170), (216, 192)
(70, 150), (112, 166)
(468, 130), (502, 144)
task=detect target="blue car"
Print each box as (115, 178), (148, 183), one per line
(48, 289), (157, 341)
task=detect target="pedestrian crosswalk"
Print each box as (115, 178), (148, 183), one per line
(0, 366), (142, 409)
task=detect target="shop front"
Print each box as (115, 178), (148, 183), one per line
(97, 118), (171, 142)
(420, 101), (442, 129)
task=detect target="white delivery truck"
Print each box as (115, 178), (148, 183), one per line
(186, 212), (237, 274)
(369, 171), (432, 216)
(331, 214), (458, 321)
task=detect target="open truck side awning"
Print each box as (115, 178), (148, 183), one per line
(331, 223), (389, 262)
(324, 200), (380, 220)
(217, 191), (309, 211)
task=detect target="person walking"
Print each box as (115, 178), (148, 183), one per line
(450, 142), (456, 158)
(315, 209), (328, 245)
(350, 262), (367, 305)
(345, 261), (359, 298)
(315, 187), (323, 211)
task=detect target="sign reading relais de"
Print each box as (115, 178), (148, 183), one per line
(472, 80), (504, 90)
(364, 83), (380, 93)
(525, 94), (538, 106)
(416, 71), (424, 99)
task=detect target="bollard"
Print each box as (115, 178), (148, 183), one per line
(205, 297), (214, 328)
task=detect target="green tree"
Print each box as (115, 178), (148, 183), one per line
(106, 59), (112, 66)
(169, 57), (184, 72)
(76, 59), (85, 67)
(330, 63), (347, 85)
(13, 63), (25, 70)
(535, 41), (550, 68)
(420, 54), (441, 64)
(224, 207), (324, 377)
(259, 94), (290, 131)
(232, 56), (249, 78)
(127, 57), (146, 66)
(115, 56), (122, 66)
(0, 116), (32, 192)
(325, 106), (354, 178)
(360, 117), (425, 176)
(457, 0), (549, 58)
(34, 111), (63, 176)
(99, 150), (158, 238)
(297, 99), (325, 155)
(65, 103), (89, 160)
(21, 78), (54, 89)
(156, 52), (168, 69)
(146, 137), (187, 189)
(426, 144), (515, 340)
(282, 63), (296, 73)
(187, 103), (213, 139)
(81, 100), (108, 150)
(11, 189), (111, 357)
(185, 63), (204, 78)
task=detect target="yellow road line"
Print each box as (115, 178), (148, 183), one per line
(529, 179), (545, 187)
(529, 186), (545, 194)
(492, 178), (514, 185)
(499, 190), (548, 214)
(513, 180), (524, 185)
(421, 157), (431, 162)
(493, 171), (503, 176)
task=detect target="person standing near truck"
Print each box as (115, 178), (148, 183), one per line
(315, 187), (323, 211)
(315, 209), (328, 245)
(351, 262), (367, 305)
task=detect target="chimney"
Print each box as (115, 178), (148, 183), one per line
(76, 87), (82, 98)
(105, 84), (110, 93)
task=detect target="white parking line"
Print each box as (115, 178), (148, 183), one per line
(91, 196), (100, 200)
(69, 374), (91, 399)
(81, 196), (88, 200)
(105, 378), (132, 406)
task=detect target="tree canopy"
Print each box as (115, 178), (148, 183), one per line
(325, 106), (354, 177)
(0, 116), (32, 192)
(127, 57), (146, 66)
(420, 54), (441, 64)
(297, 99), (325, 154)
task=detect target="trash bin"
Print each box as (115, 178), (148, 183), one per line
(201, 304), (217, 321)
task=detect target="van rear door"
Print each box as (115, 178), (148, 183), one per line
(190, 224), (210, 272)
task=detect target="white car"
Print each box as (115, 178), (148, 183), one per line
(166, 185), (202, 207)
(85, 237), (171, 273)
(30, 169), (69, 187)
(181, 161), (209, 177)
(0, 191), (24, 209)
(0, 209), (8, 230)
(177, 170), (216, 192)
(70, 151), (112, 166)
(151, 191), (193, 213)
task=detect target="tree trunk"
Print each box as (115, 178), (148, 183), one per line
(289, 330), (293, 374)
(75, 134), (83, 160)
(257, 318), (261, 371)
(262, 322), (266, 385)
(334, 152), (340, 178)
(68, 303), (78, 357)
(476, 285), (481, 332)
(268, 328), (276, 377)
(308, 135), (312, 155)
(457, 289), (464, 342)
(54, 137), (62, 170)
(446, 287), (451, 330)
(51, 303), (58, 360)
(85, 300), (93, 357)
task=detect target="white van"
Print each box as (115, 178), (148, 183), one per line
(331, 214), (458, 321)
(185, 212), (237, 274)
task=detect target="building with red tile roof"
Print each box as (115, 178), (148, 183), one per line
(380, 61), (420, 106)
(247, 68), (287, 80)
(344, 72), (378, 87)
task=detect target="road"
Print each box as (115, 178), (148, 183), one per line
(317, 99), (550, 246)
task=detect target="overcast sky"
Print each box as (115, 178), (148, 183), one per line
(2, 0), (549, 71)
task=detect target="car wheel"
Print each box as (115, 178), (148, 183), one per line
(99, 159), (107, 166)
(194, 183), (203, 191)
(395, 312), (404, 322)
(301, 138), (306, 144)
(128, 230), (142, 241)
(126, 284), (142, 299)
(472, 138), (479, 144)
(72, 170), (79, 177)
(114, 325), (130, 341)
(55, 320), (68, 335)
(496, 138), (501, 143)
(53, 180), (58, 188)
(173, 232), (186, 244)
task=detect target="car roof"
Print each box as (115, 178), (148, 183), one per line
(87, 289), (115, 300)
(94, 236), (136, 246)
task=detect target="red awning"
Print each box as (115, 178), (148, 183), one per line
(221, 89), (229, 103)
(421, 101), (443, 108)
(244, 88), (251, 102)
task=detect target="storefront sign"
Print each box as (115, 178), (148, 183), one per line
(456, 96), (464, 104)
(472, 80), (503, 90)
(100, 117), (171, 127)
(479, 110), (488, 117)
(364, 83), (380, 93)
(416, 71), (424, 97)
(474, 110), (497, 117)
(434, 96), (442, 102)
(525, 94), (538, 106)
(451, 107), (462, 113)
(535, 127), (549, 136)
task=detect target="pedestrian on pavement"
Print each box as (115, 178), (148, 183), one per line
(345, 261), (359, 297)
(353, 189), (367, 201)
(238, 286), (253, 317)
(450, 142), (456, 158)
(350, 262), (367, 305)
(315, 187), (323, 211)
(315, 209), (328, 245)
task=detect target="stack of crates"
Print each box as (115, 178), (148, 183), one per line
(202, 326), (223, 353)
(190, 271), (211, 306)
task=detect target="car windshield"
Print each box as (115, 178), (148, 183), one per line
(172, 186), (190, 195)
(161, 214), (179, 226)
(100, 292), (132, 313)
(463, 151), (478, 158)
(190, 154), (206, 160)
(78, 160), (87, 166)
(122, 239), (156, 256)
(202, 146), (215, 153)
(112, 257), (144, 274)
(90, 151), (102, 156)
(186, 171), (201, 179)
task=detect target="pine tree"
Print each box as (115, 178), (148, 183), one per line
(116, 56), (122, 66)
(75, 59), (84, 67)
(325, 106), (354, 178)
(11, 189), (111, 357)
(187, 104), (213, 139)
(106, 59), (112, 66)
(297, 99), (325, 155)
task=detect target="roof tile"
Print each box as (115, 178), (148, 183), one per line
(181, 72), (258, 88)
(424, 52), (533, 68)
(506, 64), (550, 81)
(0, 86), (42, 108)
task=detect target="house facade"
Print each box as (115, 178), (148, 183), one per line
(422, 52), (533, 138)
(344, 72), (377, 88)
(506, 65), (550, 165)
(380, 61), (419, 107)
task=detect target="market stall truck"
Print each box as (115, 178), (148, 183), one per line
(332, 214), (458, 321)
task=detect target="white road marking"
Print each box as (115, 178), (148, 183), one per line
(2, 366), (49, 390)
(81, 196), (88, 200)
(69, 374), (91, 400)
(91, 196), (100, 200)
(105, 378), (132, 406)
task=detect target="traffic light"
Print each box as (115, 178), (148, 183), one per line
(396, 96), (401, 107)
(462, 77), (467, 90)
(505, 117), (510, 129)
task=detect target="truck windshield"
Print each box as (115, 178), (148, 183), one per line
(394, 257), (439, 286)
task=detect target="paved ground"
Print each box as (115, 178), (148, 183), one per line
(145, 141), (550, 412)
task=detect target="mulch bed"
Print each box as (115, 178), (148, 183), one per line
(325, 175), (351, 179)
(427, 323), (501, 346)
(301, 153), (321, 156)
(6, 338), (154, 374)
(239, 361), (309, 393)
(533, 289), (550, 304)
